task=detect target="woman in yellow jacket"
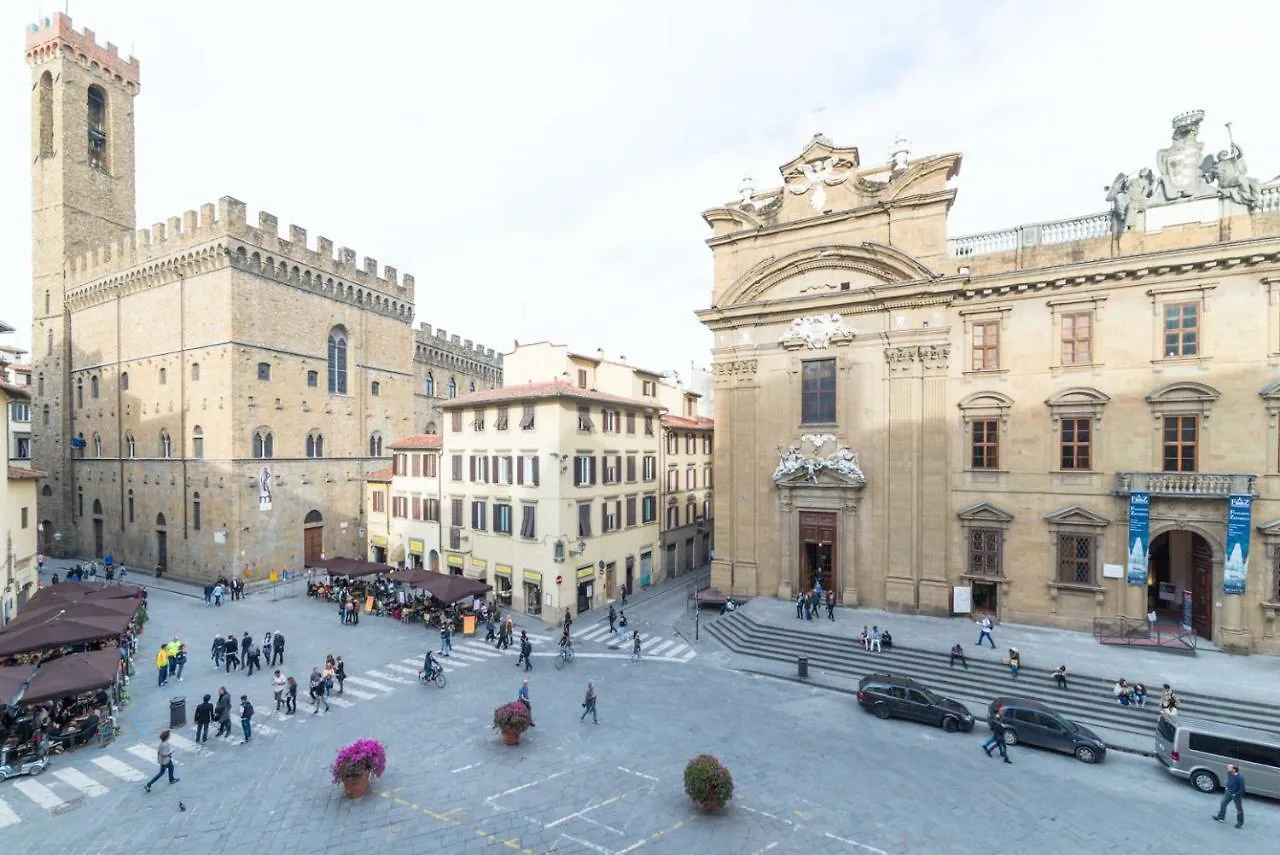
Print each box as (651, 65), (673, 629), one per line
(155, 645), (170, 688)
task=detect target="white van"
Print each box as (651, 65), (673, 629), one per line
(1154, 712), (1280, 798)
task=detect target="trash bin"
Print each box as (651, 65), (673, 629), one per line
(169, 697), (186, 728)
(798, 657), (808, 679)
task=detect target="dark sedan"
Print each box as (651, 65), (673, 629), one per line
(857, 673), (975, 732)
(988, 697), (1107, 763)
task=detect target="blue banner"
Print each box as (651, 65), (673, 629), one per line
(1126, 492), (1150, 586)
(1223, 494), (1253, 595)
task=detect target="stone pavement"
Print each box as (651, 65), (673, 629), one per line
(4, 565), (1275, 853)
(740, 596), (1280, 706)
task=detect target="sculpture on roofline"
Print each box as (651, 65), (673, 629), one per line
(1202, 126), (1262, 209)
(1105, 168), (1154, 234)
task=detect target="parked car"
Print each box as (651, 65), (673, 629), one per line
(1155, 712), (1280, 797)
(857, 674), (975, 732)
(987, 697), (1106, 763)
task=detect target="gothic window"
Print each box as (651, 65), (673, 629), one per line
(191, 363), (200, 381)
(257, 362), (271, 381)
(75, 432), (85, 459)
(41, 404), (50, 426)
(159, 367), (167, 386)
(369, 431), (383, 457)
(127, 490), (134, 523)
(87, 85), (109, 171)
(46, 329), (52, 356)
(120, 371), (129, 391)
(125, 432), (136, 459)
(192, 492), (202, 531)
(159, 430), (173, 459)
(470, 381), (476, 393)
(90, 375), (99, 399)
(327, 327), (348, 395)
(448, 377), (457, 398)
(76, 377), (83, 408)
(77, 486), (83, 517)
(306, 430), (324, 458)
(38, 71), (52, 157)
(191, 426), (204, 459)
(371, 381), (380, 397)
(425, 372), (434, 397)
(253, 429), (274, 459)
(307, 370), (318, 388)
(37, 374), (44, 396)
(92, 433), (102, 458)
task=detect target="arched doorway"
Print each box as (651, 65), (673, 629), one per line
(155, 513), (168, 573)
(303, 510), (323, 566)
(92, 500), (104, 558)
(428, 549), (439, 572)
(1148, 529), (1216, 640)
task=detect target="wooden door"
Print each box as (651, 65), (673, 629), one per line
(156, 530), (168, 572)
(93, 518), (104, 558)
(304, 526), (323, 566)
(798, 511), (838, 594)
(1191, 534), (1213, 639)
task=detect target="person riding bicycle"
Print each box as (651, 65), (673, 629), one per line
(422, 651), (442, 681)
(558, 628), (573, 652)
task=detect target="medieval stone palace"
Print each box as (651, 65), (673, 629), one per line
(700, 117), (1280, 653)
(25, 14), (499, 577)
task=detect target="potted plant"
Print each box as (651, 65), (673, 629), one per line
(683, 754), (733, 812)
(493, 701), (532, 745)
(330, 739), (386, 798)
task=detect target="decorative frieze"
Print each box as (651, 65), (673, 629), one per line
(885, 343), (949, 375)
(713, 359), (758, 378)
(778, 314), (855, 350)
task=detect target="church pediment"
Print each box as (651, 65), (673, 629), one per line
(1043, 505), (1111, 527)
(1258, 517), (1280, 535)
(957, 501), (1015, 524)
(778, 134), (861, 180)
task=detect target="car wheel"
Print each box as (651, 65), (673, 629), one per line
(1190, 770), (1219, 793)
(942, 716), (960, 733)
(1001, 729), (1018, 746)
(872, 703), (891, 720)
(1074, 745), (1098, 764)
(29, 763), (44, 776)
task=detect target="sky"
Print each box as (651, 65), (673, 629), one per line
(2, 0), (1279, 376)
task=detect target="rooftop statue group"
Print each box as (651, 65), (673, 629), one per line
(1106, 110), (1264, 233)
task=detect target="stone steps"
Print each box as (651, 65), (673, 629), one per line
(706, 612), (1280, 740)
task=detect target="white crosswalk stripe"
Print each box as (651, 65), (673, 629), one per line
(649, 640), (675, 656)
(666, 643), (689, 658)
(384, 663), (421, 675)
(445, 651), (490, 664)
(344, 676), (395, 692)
(168, 733), (202, 753)
(0, 796), (20, 828)
(91, 756), (146, 782)
(253, 723), (279, 736)
(438, 658), (470, 668)
(13, 779), (64, 810)
(457, 643), (503, 657)
(678, 648), (697, 662)
(367, 669), (413, 684)
(340, 686), (378, 700)
(126, 743), (155, 764)
(576, 625), (611, 641)
(51, 767), (109, 798)
(400, 656), (424, 666)
(328, 696), (356, 708)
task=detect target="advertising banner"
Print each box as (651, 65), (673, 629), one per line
(1125, 492), (1150, 586)
(1223, 494), (1253, 595)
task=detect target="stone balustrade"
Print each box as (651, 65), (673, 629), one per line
(1258, 184), (1280, 214)
(1113, 471), (1257, 498)
(948, 212), (1112, 258)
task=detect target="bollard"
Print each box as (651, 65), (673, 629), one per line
(798, 657), (808, 679)
(169, 696), (186, 728)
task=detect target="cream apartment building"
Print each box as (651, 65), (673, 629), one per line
(440, 381), (662, 623)
(699, 120), (1280, 653)
(2, 376), (41, 623)
(380, 434), (443, 570)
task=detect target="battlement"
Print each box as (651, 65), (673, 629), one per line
(416, 322), (503, 365)
(25, 13), (140, 91)
(64, 196), (417, 314)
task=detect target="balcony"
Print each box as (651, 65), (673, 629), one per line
(1113, 472), (1257, 499)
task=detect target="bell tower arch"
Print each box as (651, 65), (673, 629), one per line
(25, 13), (140, 553)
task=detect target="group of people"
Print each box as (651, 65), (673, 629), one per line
(211, 630), (286, 676)
(795, 586), (836, 621)
(154, 636), (190, 686)
(10, 689), (113, 757)
(201, 577), (245, 606)
(50, 559), (128, 585)
(189, 687), (255, 745)
(857, 625), (893, 652)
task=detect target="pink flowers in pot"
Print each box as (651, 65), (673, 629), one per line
(330, 738), (387, 783)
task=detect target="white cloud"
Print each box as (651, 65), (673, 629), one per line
(2, 0), (1278, 375)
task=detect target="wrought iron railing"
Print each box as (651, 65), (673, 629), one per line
(1093, 615), (1198, 655)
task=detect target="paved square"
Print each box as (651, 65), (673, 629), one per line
(3, 585), (1274, 853)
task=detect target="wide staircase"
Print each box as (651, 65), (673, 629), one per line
(705, 611), (1280, 746)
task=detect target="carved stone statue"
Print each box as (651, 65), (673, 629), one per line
(1153, 111), (1212, 202)
(778, 314), (855, 350)
(1203, 143), (1262, 209)
(773, 446), (805, 481)
(785, 157), (850, 212)
(772, 443), (868, 487)
(1105, 168), (1153, 233)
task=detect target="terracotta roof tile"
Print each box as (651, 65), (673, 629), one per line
(361, 467), (393, 481)
(8, 466), (45, 480)
(661, 414), (714, 430)
(441, 380), (662, 411)
(0, 382), (32, 400)
(389, 434), (443, 450)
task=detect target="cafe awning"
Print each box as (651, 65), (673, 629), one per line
(0, 612), (130, 656)
(389, 569), (489, 604)
(306, 556), (386, 578)
(22, 648), (120, 705)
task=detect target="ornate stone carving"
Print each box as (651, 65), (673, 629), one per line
(784, 157), (851, 212)
(919, 343), (950, 365)
(713, 359), (758, 378)
(1204, 141), (1262, 209)
(1155, 111), (1212, 202)
(772, 443), (867, 486)
(1105, 169), (1154, 233)
(800, 433), (836, 452)
(778, 314), (854, 350)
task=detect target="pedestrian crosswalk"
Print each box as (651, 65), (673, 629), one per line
(567, 623), (698, 662)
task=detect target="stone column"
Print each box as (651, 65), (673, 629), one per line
(884, 345), (921, 609)
(778, 490), (795, 601)
(712, 357), (759, 597)
(841, 498), (860, 606)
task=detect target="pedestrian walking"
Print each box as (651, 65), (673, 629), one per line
(335, 656), (346, 694)
(203, 583), (213, 606)
(1051, 664), (1069, 690)
(608, 604), (619, 638)
(194, 694), (214, 743)
(580, 681), (598, 724)
(631, 631), (641, 661)
(212, 582), (224, 606)
(143, 731), (180, 792)
(245, 641), (262, 677)
(518, 679), (535, 726)
(270, 630), (285, 667)
(949, 643), (968, 670)
(155, 645), (170, 687)
(272, 670), (287, 711)
(239, 631), (252, 662)
(1006, 648), (1021, 677)
(440, 623), (453, 657)
(214, 687), (233, 738)
(309, 668), (330, 713)
(166, 637), (181, 677)
(484, 618), (496, 643)
(223, 634), (240, 673)
(174, 644), (188, 682)
(977, 614), (996, 648)
(515, 631), (532, 671)
(285, 676), (298, 714)
(211, 634), (225, 668)
(1212, 763), (1246, 828)
(238, 695), (254, 744)
(826, 590), (836, 621)
(983, 717), (1012, 764)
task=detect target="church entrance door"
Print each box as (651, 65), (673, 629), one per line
(798, 511), (837, 595)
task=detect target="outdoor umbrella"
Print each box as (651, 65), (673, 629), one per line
(0, 663), (38, 706)
(307, 557), (385, 578)
(412, 570), (491, 604)
(9, 598), (139, 627)
(388, 568), (435, 588)
(21, 649), (120, 705)
(0, 612), (130, 657)
(26, 582), (142, 608)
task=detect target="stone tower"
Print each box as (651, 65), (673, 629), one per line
(25, 14), (139, 554)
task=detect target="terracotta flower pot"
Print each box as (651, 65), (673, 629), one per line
(342, 771), (370, 799)
(694, 798), (722, 813)
(501, 729), (521, 745)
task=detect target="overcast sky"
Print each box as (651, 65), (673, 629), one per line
(2, 0), (1278, 376)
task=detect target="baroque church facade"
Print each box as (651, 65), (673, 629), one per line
(25, 14), (498, 579)
(700, 119), (1280, 653)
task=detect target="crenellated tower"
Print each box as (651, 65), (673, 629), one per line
(26, 12), (140, 553)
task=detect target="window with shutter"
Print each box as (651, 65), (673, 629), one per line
(642, 495), (656, 523)
(495, 406), (509, 430)
(451, 499), (464, 527)
(449, 527), (461, 549)
(412, 455), (421, 477)
(412, 497), (421, 519)
(626, 497), (636, 526)
(426, 499), (440, 522)
(578, 406), (594, 432)
(451, 455), (463, 481)
(516, 457), (525, 485)
(425, 454), (438, 478)
(644, 415), (654, 435)
(472, 500), (487, 531)
(451, 411), (463, 432)
(643, 455), (656, 481)
(601, 502), (609, 533)
(474, 408), (486, 431)
(626, 455), (636, 482)
(626, 412), (636, 434)
(531, 456), (540, 486)
(519, 404), (535, 430)
(520, 505), (537, 539)
(590, 456), (598, 485)
(687, 467), (696, 489)
(578, 502), (592, 537)
(491, 455), (499, 484)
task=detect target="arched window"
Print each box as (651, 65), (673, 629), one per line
(93, 499), (103, 516)
(41, 485), (52, 497)
(257, 362), (271, 381)
(156, 513), (166, 528)
(75, 432), (85, 459)
(425, 372), (434, 396)
(87, 84), (109, 171)
(306, 370), (318, 388)
(92, 433), (102, 458)
(369, 431), (383, 457)
(90, 375), (99, 399)
(159, 367), (167, 386)
(159, 430), (173, 459)
(191, 363), (200, 381)
(470, 381), (476, 393)
(38, 71), (53, 157)
(41, 404), (50, 426)
(306, 430), (324, 458)
(125, 432), (136, 459)
(120, 371), (129, 391)
(37, 374), (44, 396)
(77, 486), (83, 517)
(75, 377), (83, 408)
(192, 492), (202, 531)
(46, 329), (52, 356)
(191, 426), (204, 459)
(371, 381), (380, 397)
(327, 327), (348, 395)
(127, 489), (135, 523)
(304, 509), (323, 525)
(448, 377), (457, 398)
(253, 429), (274, 459)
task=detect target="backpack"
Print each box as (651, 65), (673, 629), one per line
(242, 701), (254, 720)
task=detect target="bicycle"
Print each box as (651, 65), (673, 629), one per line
(418, 668), (447, 689)
(554, 645), (575, 671)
